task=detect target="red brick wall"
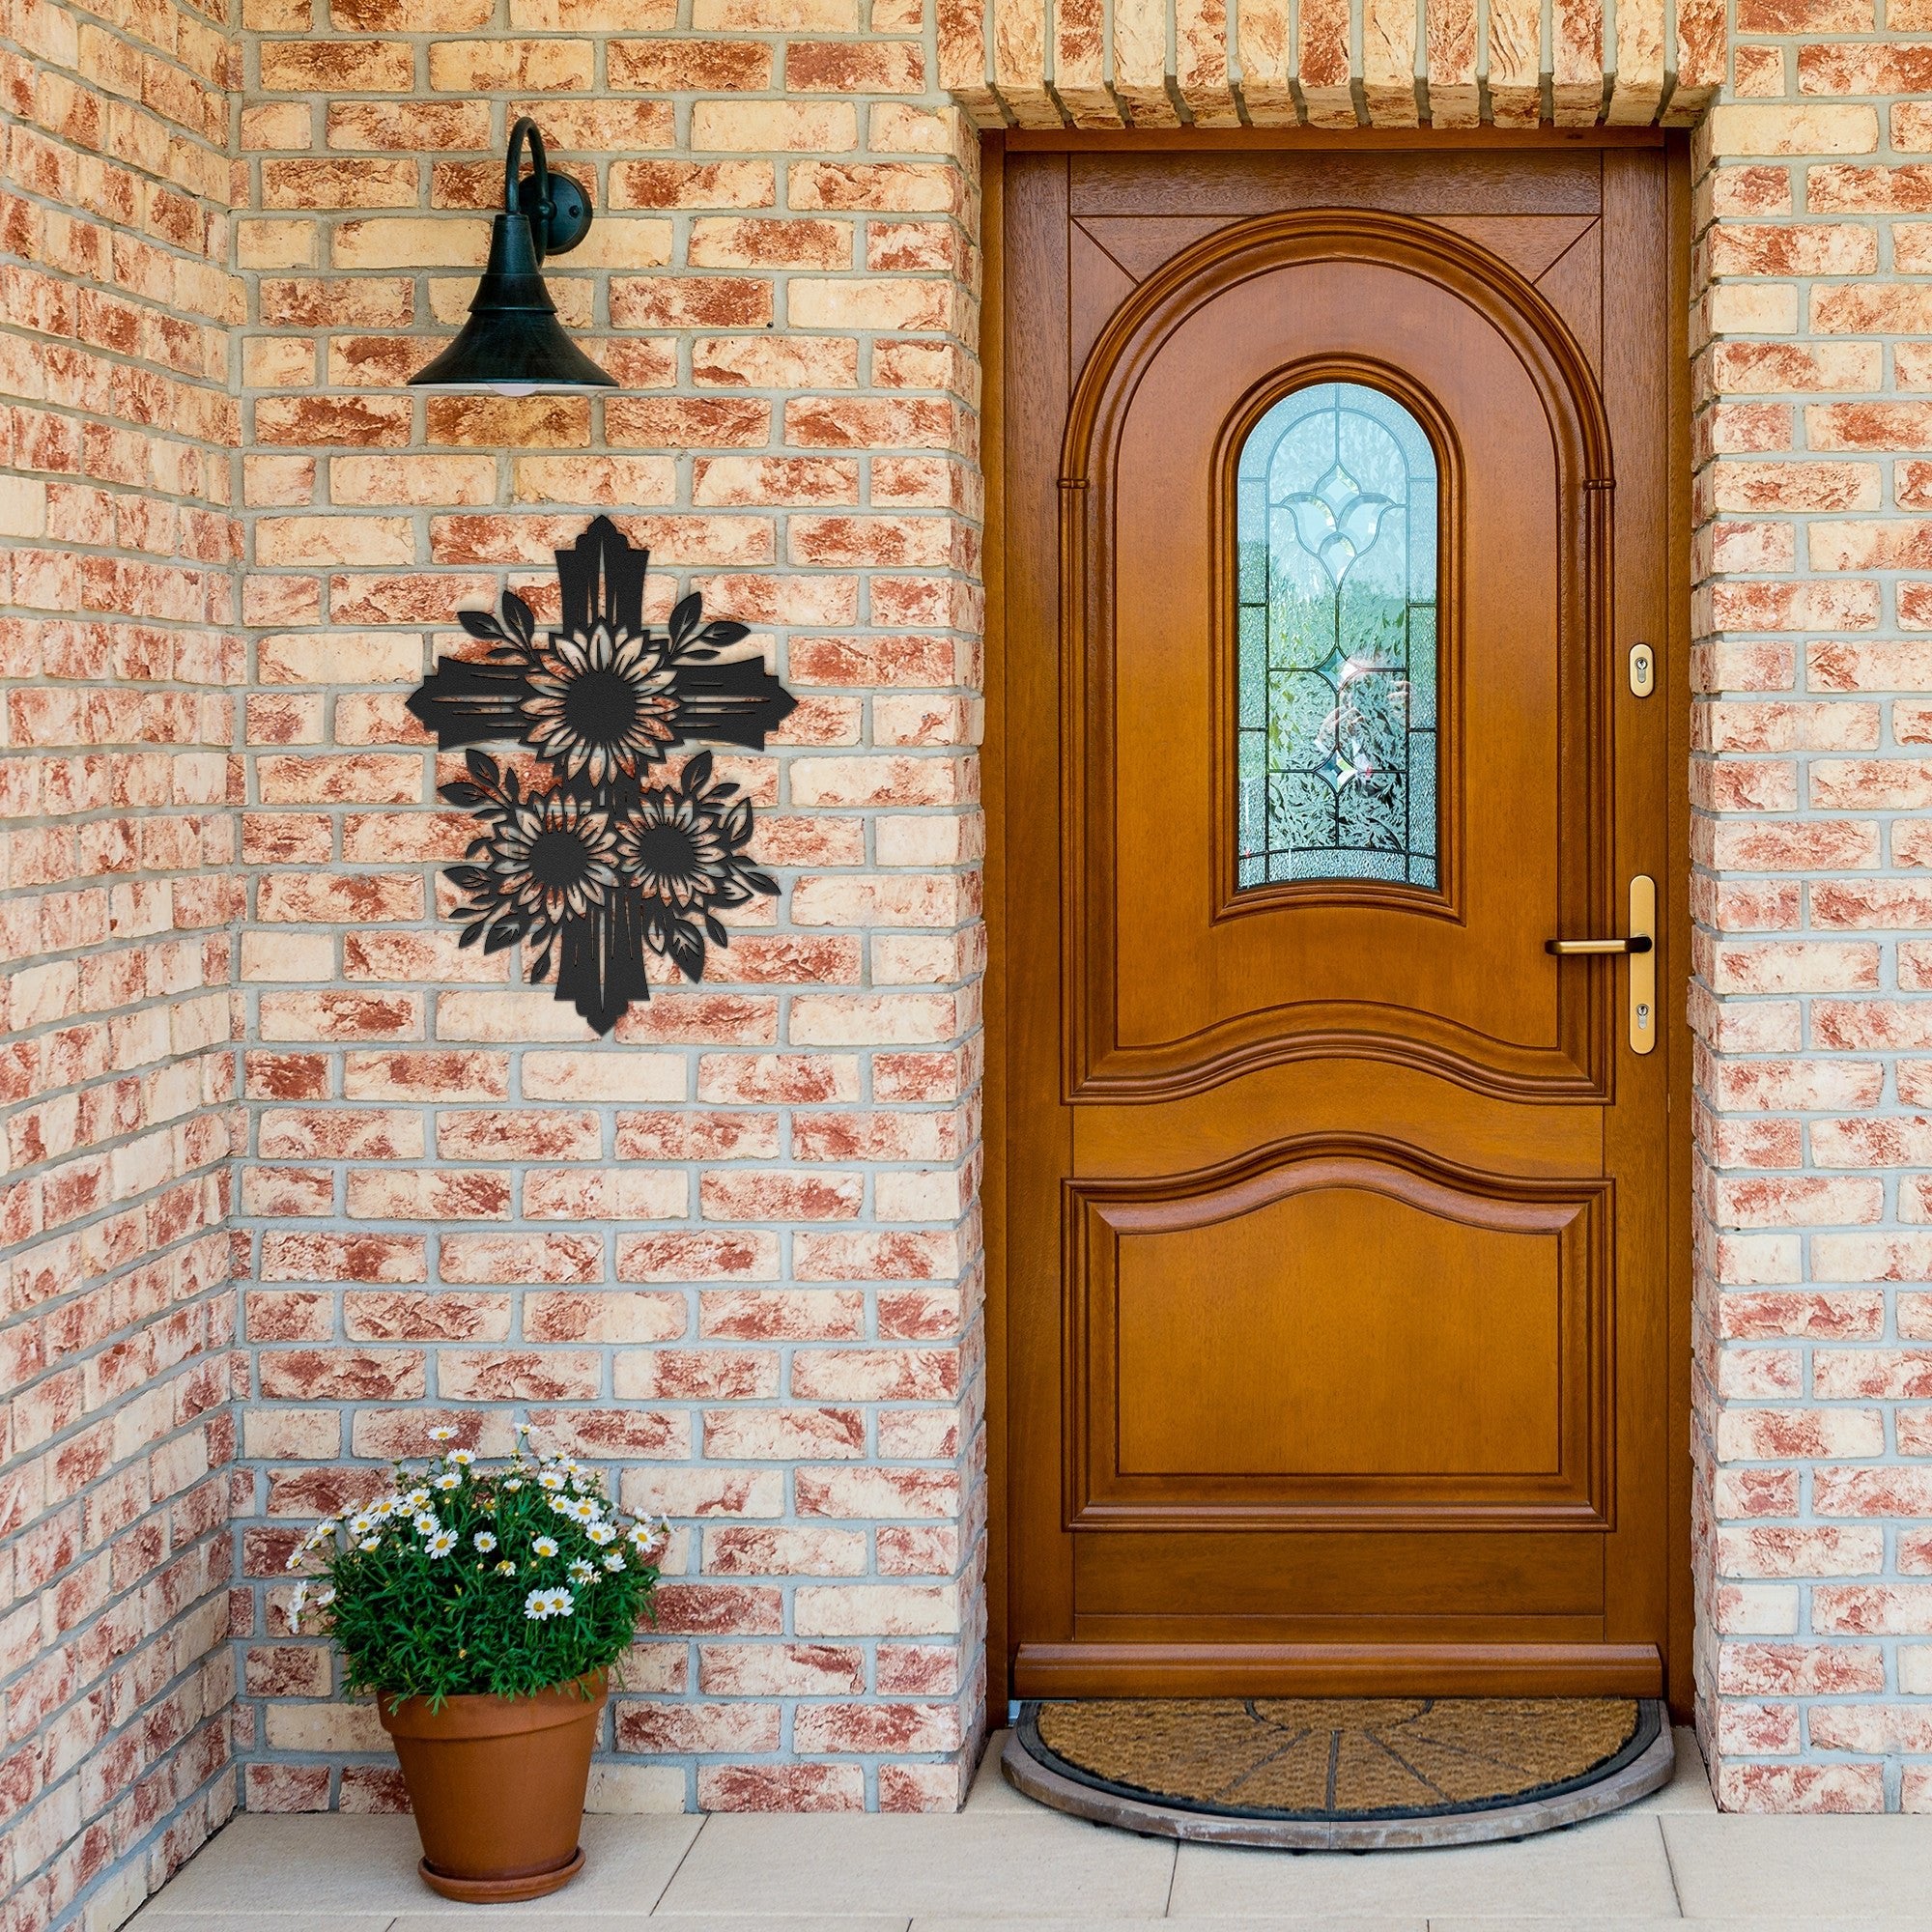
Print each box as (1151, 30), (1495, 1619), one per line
(228, 11), (988, 1817)
(0, 0), (244, 1922)
(1690, 73), (1932, 1811)
(30, 0), (1932, 1884)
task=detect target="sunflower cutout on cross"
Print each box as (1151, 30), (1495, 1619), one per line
(407, 516), (797, 1036)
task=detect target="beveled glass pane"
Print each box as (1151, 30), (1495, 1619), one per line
(1235, 382), (1440, 892)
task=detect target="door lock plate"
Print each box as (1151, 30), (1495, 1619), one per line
(1630, 874), (1657, 1056)
(1629, 641), (1655, 698)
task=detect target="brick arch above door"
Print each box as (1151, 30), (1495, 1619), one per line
(937, 0), (1723, 130)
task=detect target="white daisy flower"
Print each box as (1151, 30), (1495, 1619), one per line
(447, 1449), (475, 1466)
(565, 1498), (599, 1524)
(568, 1559), (595, 1585)
(495, 1559), (518, 1577)
(405, 1488), (431, 1510)
(315, 1585), (335, 1607)
(427, 1529), (458, 1558)
(602, 1552), (627, 1573)
(347, 1513), (374, 1538)
(538, 1470), (566, 1492)
(359, 1537), (381, 1552)
(532, 1535), (559, 1559)
(413, 1512), (439, 1536)
(434, 1471), (461, 1492)
(371, 1498), (397, 1519)
(524, 1586), (573, 1621)
(586, 1523), (617, 1546)
(503, 1478), (524, 1492)
(473, 1531), (497, 1553)
(429, 1426), (457, 1442)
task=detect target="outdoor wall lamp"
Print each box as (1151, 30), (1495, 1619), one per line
(410, 116), (614, 395)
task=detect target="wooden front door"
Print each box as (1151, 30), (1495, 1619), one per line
(996, 141), (1688, 1702)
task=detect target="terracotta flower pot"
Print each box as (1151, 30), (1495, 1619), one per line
(378, 1672), (607, 1902)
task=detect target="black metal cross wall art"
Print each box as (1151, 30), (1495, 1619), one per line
(406, 516), (797, 1036)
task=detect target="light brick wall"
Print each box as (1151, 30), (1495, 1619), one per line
(0, 0), (246, 1923)
(1690, 27), (1932, 1812)
(33, 0), (1932, 1886)
(938, 0), (1722, 128)
(227, 6), (988, 1817)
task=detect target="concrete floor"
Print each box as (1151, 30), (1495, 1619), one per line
(130, 1728), (1932, 1928)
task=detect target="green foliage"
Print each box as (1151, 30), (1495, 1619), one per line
(287, 1428), (667, 1708)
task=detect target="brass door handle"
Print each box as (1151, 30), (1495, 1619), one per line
(1545, 935), (1653, 955)
(1545, 876), (1657, 1055)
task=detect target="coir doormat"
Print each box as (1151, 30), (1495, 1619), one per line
(1004, 1697), (1673, 1849)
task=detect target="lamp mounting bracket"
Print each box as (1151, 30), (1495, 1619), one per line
(505, 115), (592, 261)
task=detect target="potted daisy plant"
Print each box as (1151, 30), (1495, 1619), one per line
(286, 1425), (668, 1903)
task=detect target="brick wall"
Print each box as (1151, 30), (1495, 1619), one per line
(226, 5), (987, 1817)
(0, 0), (245, 1922)
(1690, 36), (1932, 1810)
(28, 0), (1932, 1887)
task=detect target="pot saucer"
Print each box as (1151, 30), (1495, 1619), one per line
(418, 1845), (584, 1902)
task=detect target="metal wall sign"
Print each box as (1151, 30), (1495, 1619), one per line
(407, 516), (797, 1035)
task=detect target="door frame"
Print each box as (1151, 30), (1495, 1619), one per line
(980, 128), (1696, 1719)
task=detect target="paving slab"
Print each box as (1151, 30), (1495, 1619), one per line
(1628, 1730), (1716, 1814)
(917, 1920), (1426, 1932)
(1662, 1814), (1932, 1919)
(132, 1818), (422, 1916)
(1169, 1814), (1679, 1919)
(654, 1813), (1175, 1918)
(393, 1918), (902, 1931)
(964, 1728), (1032, 1812)
(132, 1813), (702, 1917)
(131, 1918), (395, 1932)
(1432, 1921), (1932, 1932)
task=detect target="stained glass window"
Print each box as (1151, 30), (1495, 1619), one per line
(1236, 381), (1439, 891)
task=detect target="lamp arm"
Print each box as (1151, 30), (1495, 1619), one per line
(504, 116), (552, 263)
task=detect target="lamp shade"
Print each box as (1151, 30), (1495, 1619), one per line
(410, 118), (614, 395)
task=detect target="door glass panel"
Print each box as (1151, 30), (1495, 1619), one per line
(1236, 381), (1439, 890)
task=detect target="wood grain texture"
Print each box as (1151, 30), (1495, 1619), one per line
(1013, 1643), (1666, 1697)
(997, 145), (1683, 1702)
(1069, 1144), (1609, 1531)
(1060, 216), (1614, 1108)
